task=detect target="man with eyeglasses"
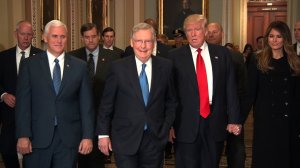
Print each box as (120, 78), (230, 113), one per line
(96, 22), (177, 168)
(68, 23), (121, 168)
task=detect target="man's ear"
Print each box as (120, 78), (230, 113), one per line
(130, 39), (133, 47)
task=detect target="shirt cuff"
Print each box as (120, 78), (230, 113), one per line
(98, 135), (109, 139)
(0, 92), (7, 102)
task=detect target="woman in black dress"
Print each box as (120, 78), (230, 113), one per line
(247, 21), (300, 168)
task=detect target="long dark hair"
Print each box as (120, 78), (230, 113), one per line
(257, 21), (300, 75)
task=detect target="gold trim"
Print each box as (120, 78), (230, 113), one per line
(103, 0), (108, 28)
(54, 0), (61, 20)
(87, 0), (92, 22)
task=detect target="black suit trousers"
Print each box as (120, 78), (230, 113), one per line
(114, 130), (164, 168)
(23, 127), (77, 168)
(225, 127), (246, 168)
(174, 116), (224, 168)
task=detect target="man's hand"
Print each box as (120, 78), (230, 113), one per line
(17, 137), (32, 154)
(78, 139), (93, 155)
(227, 124), (242, 135)
(98, 137), (112, 156)
(169, 127), (176, 144)
(3, 93), (16, 108)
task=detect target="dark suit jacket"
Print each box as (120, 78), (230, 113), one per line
(99, 44), (124, 58)
(0, 46), (43, 152)
(15, 52), (94, 149)
(229, 50), (248, 123)
(68, 46), (121, 111)
(168, 44), (240, 143)
(294, 43), (299, 56)
(96, 55), (177, 155)
(122, 41), (172, 58)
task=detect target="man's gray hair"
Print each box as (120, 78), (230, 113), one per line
(130, 23), (156, 41)
(44, 20), (68, 36)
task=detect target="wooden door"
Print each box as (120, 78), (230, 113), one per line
(247, 1), (287, 49)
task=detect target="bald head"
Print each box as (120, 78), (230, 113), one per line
(206, 22), (223, 45)
(294, 20), (300, 43)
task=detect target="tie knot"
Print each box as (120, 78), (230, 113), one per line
(89, 53), (94, 58)
(54, 58), (59, 63)
(197, 48), (202, 53)
(142, 63), (146, 70)
(21, 51), (25, 55)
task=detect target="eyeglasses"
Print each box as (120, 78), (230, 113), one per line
(133, 39), (154, 46)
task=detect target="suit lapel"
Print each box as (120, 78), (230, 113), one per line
(182, 45), (199, 92)
(59, 54), (72, 95)
(147, 56), (161, 107)
(39, 52), (56, 95)
(207, 44), (219, 104)
(127, 56), (145, 106)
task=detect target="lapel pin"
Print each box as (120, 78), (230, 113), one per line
(67, 64), (70, 67)
(102, 58), (105, 62)
(214, 56), (219, 59)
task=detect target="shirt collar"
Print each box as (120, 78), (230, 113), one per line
(189, 41), (208, 54)
(135, 56), (152, 67)
(16, 45), (31, 55)
(47, 50), (65, 63)
(103, 45), (114, 50)
(86, 46), (99, 57)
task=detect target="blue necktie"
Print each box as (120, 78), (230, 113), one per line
(139, 64), (149, 106)
(53, 59), (61, 95)
(140, 64), (149, 130)
(53, 59), (61, 125)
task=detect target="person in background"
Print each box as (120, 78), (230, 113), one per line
(246, 20), (300, 168)
(255, 36), (264, 54)
(123, 18), (172, 58)
(206, 22), (248, 168)
(15, 20), (94, 168)
(294, 20), (300, 56)
(157, 34), (169, 45)
(97, 22), (177, 168)
(0, 20), (43, 168)
(172, 29), (185, 48)
(225, 43), (234, 50)
(168, 14), (241, 168)
(101, 27), (124, 57)
(68, 23), (121, 168)
(242, 43), (254, 66)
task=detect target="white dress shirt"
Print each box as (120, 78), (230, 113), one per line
(16, 45), (31, 74)
(190, 41), (213, 104)
(47, 50), (65, 80)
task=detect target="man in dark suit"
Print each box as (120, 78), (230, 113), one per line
(294, 20), (300, 56)
(101, 27), (124, 57)
(97, 22), (177, 168)
(168, 14), (241, 168)
(15, 20), (94, 168)
(122, 18), (172, 58)
(206, 22), (248, 168)
(68, 23), (121, 168)
(0, 20), (43, 168)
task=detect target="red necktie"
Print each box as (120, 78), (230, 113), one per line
(196, 48), (210, 118)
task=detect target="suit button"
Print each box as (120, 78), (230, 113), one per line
(284, 77), (288, 81)
(285, 102), (288, 106)
(284, 114), (288, 118)
(298, 135), (300, 138)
